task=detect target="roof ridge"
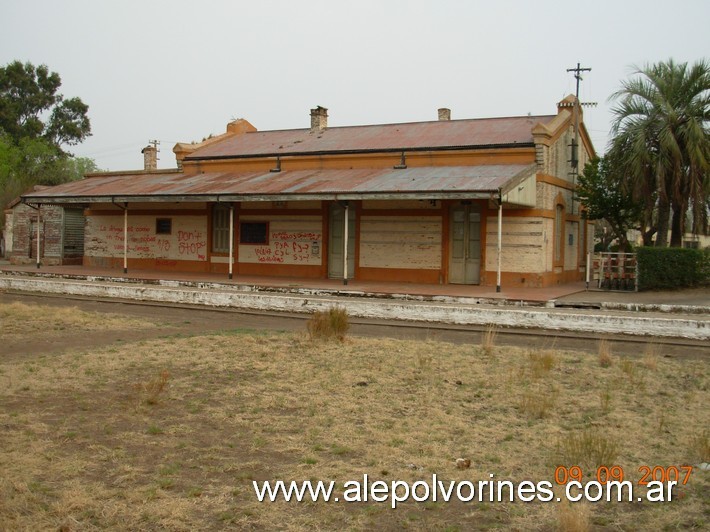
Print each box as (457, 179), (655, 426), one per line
(244, 114), (556, 135)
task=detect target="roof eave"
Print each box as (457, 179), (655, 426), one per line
(21, 190), (502, 205)
(183, 143), (536, 163)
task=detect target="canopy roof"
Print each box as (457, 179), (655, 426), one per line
(22, 164), (537, 205)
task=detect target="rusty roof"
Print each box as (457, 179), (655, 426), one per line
(22, 164), (536, 204)
(184, 115), (553, 160)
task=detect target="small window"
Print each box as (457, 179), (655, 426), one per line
(156, 218), (172, 234)
(240, 222), (268, 244)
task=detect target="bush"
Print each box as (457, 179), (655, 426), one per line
(636, 246), (710, 290)
(307, 307), (349, 341)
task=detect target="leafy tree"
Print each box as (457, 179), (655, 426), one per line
(0, 60), (91, 151)
(0, 61), (97, 231)
(576, 155), (642, 251)
(0, 133), (99, 230)
(609, 58), (710, 247)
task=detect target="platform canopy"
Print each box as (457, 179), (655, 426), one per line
(22, 164), (538, 207)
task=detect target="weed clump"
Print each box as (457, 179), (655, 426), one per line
(528, 350), (557, 379)
(598, 339), (613, 368)
(519, 385), (557, 419)
(557, 500), (591, 532)
(135, 370), (170, 406)
(689, 429), (710, 463)
(557, 428), (619, 469)
(307, 307), (350, 341)
(481, 325), (498, 357)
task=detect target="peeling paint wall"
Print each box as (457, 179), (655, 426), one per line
(485, 217), (544, 273)
(359, 216), (442, 269)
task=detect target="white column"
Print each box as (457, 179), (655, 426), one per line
(343, 203), (349, 285)
(123, 205), (128, 274)
(228, 205), (234, 280)
(496, 201), (502, 293)
(36, 206), (41, 269)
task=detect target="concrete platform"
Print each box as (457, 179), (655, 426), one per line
(0, 263), (584, 303)
(1, 265), (708, 341)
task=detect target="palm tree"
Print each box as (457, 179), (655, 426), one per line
(609, 59), (710, 247)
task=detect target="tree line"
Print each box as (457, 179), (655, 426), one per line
(577, 59), (709, 249)
(0, 60), (97, 229)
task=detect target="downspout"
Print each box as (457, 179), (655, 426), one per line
(112, 200), (128, 274)
(228, 204), (234, 280)
(497, 191), (503, 293)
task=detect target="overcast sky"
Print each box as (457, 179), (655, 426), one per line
(2, 0), (708, 171)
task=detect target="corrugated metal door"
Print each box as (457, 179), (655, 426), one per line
(449, 205), (481, 284)
(63, 208), (85, 264)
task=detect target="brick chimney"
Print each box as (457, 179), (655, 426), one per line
(438, 108), (451, 121)
(310, 106), (328, 132)
(142, 145), (158, 171)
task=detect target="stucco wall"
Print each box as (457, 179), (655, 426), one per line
(85, 214), (208, 262)
(359, 215), (441, 269)
(237, 214), (322, 266)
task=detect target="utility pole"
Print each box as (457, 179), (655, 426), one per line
(566, 63), (596, 215)
(149, 139), (161, 164)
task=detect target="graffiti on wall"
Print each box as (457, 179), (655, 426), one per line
(86, 216), (208, 261)
(243, 230), (322, 265)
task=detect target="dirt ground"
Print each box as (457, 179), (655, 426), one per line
(1, 292), (707, 361)
(0, 294), (708, 531)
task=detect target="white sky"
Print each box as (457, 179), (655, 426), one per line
(2, 0), (708, 171)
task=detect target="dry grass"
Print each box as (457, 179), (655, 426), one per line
(306, 306), (350, 341)
(556, 427), (620, 469)
(598, 339), (613, 368)
(689, 429), (710, 463)
(557, 500), (591, 532)
(481, 324), (498, 356)
(0, 301), (156, 339)
(135, 369), (171, 406)
(643, 343), (660, 371)
(0, 302), (708, 530)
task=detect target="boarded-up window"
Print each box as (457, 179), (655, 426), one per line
(212, 205), (230, 253)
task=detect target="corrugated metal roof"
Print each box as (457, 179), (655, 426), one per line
(22, 164), (536, 203)
(185, 116), (553, 160)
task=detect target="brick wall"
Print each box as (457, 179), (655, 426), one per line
(9, 204), (64, 265)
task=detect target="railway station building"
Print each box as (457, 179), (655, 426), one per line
(13, 96), (595, 288)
